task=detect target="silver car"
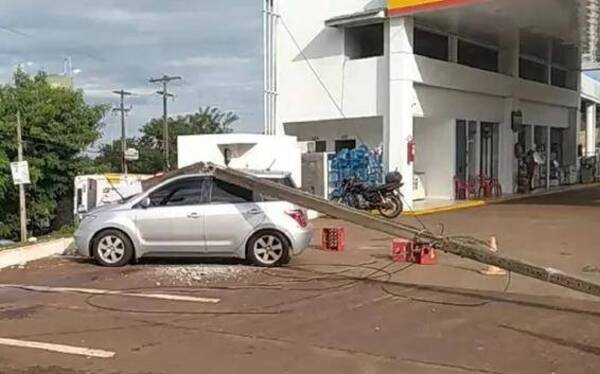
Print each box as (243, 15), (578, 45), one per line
(74, 171), (313, 267)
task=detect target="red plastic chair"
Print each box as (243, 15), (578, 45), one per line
(454, 177), (467, 200)
(490, 178), (503, 198)
(478, 175), (493, 198)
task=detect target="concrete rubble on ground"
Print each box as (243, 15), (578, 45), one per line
(151, 265), (257, 285)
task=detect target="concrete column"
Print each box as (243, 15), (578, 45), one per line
(499, 29), (519, 77)
(385, 16), (415, 203)
(448, 35), (458, 63)
(546, 39), (553, 85)
(546, 126), (551, 190)
(586, 102), (597, 156)
(501, 98), (518, 193)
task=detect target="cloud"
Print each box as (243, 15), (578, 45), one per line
(0, 0), (264, 142)
(169, 56), (254, 68)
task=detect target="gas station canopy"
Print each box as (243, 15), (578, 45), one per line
(386, 0), (600, 63)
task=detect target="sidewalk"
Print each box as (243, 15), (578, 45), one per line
(405, 182), (600, 216)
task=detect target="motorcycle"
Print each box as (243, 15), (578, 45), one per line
(332, 172), (404, 219)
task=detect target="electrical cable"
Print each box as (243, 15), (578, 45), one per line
(381, 271), (512, 308)
(278, 15), (370, 147)
(279, 17), (345, 120)
(67, 261), (397, 316)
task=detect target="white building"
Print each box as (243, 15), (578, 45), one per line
(177, 134), (302, 186)
(266, 0), (600, 203)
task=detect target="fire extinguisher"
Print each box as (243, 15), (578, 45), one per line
(407, 137), (416, 164)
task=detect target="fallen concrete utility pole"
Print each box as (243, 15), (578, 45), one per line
(207, 163), (600, 299)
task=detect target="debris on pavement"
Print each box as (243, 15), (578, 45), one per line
(151, 265), (257, 285)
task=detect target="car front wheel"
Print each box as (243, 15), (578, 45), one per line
(247, 231), (289, 267)
(92, 229), (134, 267)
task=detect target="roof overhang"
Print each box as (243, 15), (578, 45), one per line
(387, 0), (600, 63)
(388, 0), (485, 16)
(325, 8), (387, 28)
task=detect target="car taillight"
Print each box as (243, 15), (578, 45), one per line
(286, 209), (307, 228)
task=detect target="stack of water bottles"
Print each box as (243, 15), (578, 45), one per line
(328, 145), (384, 199)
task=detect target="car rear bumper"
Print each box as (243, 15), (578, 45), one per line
(289, 225), (314, 256)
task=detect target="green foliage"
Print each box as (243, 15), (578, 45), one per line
(0, 71), (107, 239)
(96, 106), (238, 174)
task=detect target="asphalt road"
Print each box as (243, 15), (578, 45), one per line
(1, 186), (600, 374)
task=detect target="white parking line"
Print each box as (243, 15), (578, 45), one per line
(0, 338), (115, 358)
(0, 284), (220, 304)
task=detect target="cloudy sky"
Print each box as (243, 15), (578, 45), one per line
(0, 0), (263, 144)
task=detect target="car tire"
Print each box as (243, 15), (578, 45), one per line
(246, 230), (290, 268)
(92, 229), (134, 267)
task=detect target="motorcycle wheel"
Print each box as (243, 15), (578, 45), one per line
(378, 195), (403, 219)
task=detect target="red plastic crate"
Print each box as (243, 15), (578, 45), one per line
(412, 244), (438, 265)
(321, 227), (345, 251)
(391, 239), (413, 263)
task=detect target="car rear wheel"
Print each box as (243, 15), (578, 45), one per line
(92, 229), (134, 267)
(247, 231), (289, 267)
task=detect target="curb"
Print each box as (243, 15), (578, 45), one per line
(0, 238), (74, 269)
(404, 200), (486, 217)
(486, 182), (600, 205)
(405, 183), (600, 217)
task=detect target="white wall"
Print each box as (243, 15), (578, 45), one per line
(521, 100), (570, 128)
(284, 116), (383, 151)
(413, 117), (454, 199)
(415, 85), (505, 123)
(277, 0), (387, 129)
(177, 134), (302, 186)
(392, 54), (580, 111)
(582, 73), (600, 103)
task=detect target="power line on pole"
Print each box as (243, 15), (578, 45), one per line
(16, 110), (27, 243)
(149, 75), (181, 171)
(112, 89), (132, 174)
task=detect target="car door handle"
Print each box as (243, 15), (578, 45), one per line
(245, 209), (263, 215)
(187, 212), (201, 219)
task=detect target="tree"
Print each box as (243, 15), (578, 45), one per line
(0, 71), (108, 238)
(96, 106), (238, 174)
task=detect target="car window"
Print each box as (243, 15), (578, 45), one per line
(210, 178), (254, 204)
(148, 177), (205, 207)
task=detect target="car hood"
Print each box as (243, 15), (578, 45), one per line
(86, 202), (123, 215)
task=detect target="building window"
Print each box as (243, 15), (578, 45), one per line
(345, 24), (384, 60)
(520, 58), (547, 84)
(335, 139), (356, 152)
(551, 67), (567, 88)
(414, 27), (449, 61)
(315, 140), (327, 153)
(457, 40), (499, 72)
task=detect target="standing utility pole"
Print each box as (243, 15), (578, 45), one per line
(149, 75), (181, 170)
(112, 90), (132, 174)
(16, 110), (27, 242)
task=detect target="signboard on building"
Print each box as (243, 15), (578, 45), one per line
(10, 161), (30, 185)
(388, 0), (485, 16)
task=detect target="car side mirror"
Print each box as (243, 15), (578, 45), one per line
(138, 197), (151, 209)
(77, 205), (87, 214)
